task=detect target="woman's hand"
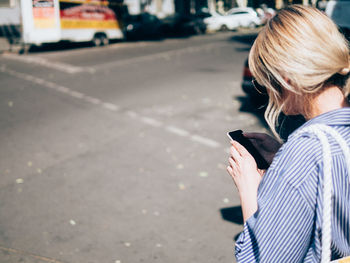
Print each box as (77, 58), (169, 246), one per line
(243, 132), (282, 165)
(227, 140), (264, 222)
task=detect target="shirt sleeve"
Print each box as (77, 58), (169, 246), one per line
(234, 134), (323, 262)
(235, 182), (315, 263)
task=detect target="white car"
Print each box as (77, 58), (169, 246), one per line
(204, 8), (261, 32)
(203, 12), (237, 31)
(225, 7), (261, 28)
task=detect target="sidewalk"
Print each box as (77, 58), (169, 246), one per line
(0, 37), (10, 53)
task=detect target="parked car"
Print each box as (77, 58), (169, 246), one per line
(225, 7), (261, 28)
(325, 0), (350, 41)
(241, 59), (268, 106)
(203, 11), (239, 31)
(123, 13), (164, 40)
(161, 14), (207, 36)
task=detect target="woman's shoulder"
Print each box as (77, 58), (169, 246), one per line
(258, 135), (322, 208)
(268, 134), (322, 187)
(274, 133), (322, 167)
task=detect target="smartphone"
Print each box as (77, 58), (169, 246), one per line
(227, 130), (269, 169)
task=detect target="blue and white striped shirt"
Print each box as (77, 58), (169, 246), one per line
(235, 107), (350, 262)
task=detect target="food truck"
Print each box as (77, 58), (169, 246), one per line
(0, 0), (124, 48)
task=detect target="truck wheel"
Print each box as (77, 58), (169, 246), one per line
(92, 34), (108, 47)
(19, 44), (31, 54)
(101, 36), (109, 46)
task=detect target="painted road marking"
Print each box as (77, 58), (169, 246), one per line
(2, 54), (94, 74)
(102, 102), (120, 111)
(141, 117), (163, 127)
(84, 96), (101, 105)
(70, 91), (85, 99)
(191, 134), (221, 148)
(0, 65), (222, 149)
(92, 42), (229, 70)
(1, 41), (230, 74)
(165, 126), (190, 137)
(126, 111), (139, 118)
(0, 65), (106, 108)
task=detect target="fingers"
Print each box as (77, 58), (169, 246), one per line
(227, 160), (238, 180)
(228, 146), (240, 179)
(228, 156), (237, 169)
(231, 140), (250, 157)
(230, 143), (242, 161)
(226, 165), (235, 180)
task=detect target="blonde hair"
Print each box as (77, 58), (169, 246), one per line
(249, 5), (350, 139)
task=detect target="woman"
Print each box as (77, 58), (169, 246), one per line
(227, 5), (350, 262)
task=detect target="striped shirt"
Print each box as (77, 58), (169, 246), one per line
(235, 107), (350, 262)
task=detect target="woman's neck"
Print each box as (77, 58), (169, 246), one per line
(306, 86), (350, 120)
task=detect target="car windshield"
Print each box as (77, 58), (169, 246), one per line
(231, 11), (249, 15)
(227, 8), (255, 15)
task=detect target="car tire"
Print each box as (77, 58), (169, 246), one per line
(220, 25), (229, 31)
(248, 22), (256, 29)
(92, 33), (108, 47)
(193, 25), (202, 34)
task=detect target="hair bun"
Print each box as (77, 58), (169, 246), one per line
(340, 67), (350, 75)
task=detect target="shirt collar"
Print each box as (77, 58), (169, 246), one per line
(299, 107), (350, 129)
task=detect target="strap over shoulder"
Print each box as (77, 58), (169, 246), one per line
(293, 124), (350, 263)
(294, 124), (350, 175)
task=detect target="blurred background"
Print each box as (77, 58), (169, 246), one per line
(0, 0), (348, 262)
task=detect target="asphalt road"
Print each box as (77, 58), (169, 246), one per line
(0, 31), (269, 263)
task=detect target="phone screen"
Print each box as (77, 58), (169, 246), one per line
(227, 130), (269, 169)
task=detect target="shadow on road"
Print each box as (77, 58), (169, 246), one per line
(220, 206), (244, 241)
(26, 28), (259, 53)
(27, 40), (116, 53)
(26, 31), (202, 53)
(229, 31), (258, 45)
(220, 206), (243, 225)
(228, 30), (259, 53)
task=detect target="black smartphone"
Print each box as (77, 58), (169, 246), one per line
(227, 130), (269, 169)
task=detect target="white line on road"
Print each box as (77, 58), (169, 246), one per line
(191, 135), (221, 148)
(2, 54), (94, 74)
(126, 111), (139, 118)
(0, 65), (106, 107)
(103, 102), (120, 111)
(165, 126), (190, 137)
(92, 42), (229, 70)
(141, 117), (163, 127)
(0, 65), (223, 149)
(84, 96), (101, 105)
(70, 91), (85, 99)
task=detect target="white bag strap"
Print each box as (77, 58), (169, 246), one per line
(294, 124), (350, 263)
